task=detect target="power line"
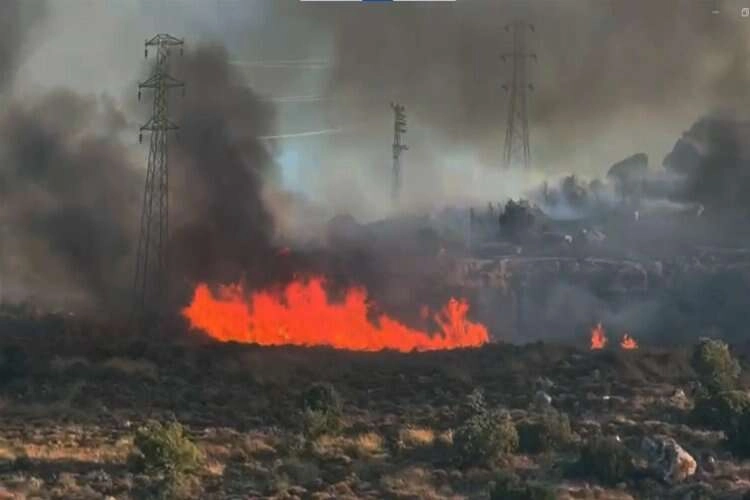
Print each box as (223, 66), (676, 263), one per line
(131, 33), (185, 330)
(229, 59), (331, 69)
(258, 128), (343, 140)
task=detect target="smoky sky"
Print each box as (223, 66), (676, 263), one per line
(237, 0), (750, 217)
(11, 0), (750, 220)
(2, 0), (750, 314)
(0, 0), (47, 91)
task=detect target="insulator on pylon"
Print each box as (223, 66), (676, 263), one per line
(139, 132), (142, 144)
(138, 90), (141, 101)
(144, 48), (148, 59)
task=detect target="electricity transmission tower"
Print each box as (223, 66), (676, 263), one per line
(391, 102), (408, 205)
(132, 34), (185, 328)
(502, 21), (536, 170)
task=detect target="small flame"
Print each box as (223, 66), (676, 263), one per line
(182, 276), (489, 352)
(620, 334), (638, 350)
(590, 323), (607, 349)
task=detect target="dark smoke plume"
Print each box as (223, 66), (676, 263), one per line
(0, 91), (141, 307)
(167, 44), (282, 290)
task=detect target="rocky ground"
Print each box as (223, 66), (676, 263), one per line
(0, 328), (749, 499)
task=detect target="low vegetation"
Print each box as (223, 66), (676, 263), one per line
(517, 409), (576, 454)
(129, 420), (203, 498)
(691, 338), (740, 394)
(572, 436), (634, 485)
(490, 472), (557, 500)
(452, 389), (519, 467)
(300, 382), (343, 438)
(3, 335), (750, 498)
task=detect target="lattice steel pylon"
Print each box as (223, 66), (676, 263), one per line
(132, 34), (185, 329)
(502, 21), (536, 170)
(391, 102), (408, 206)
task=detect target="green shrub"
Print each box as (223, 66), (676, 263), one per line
(726, 409), (750, 457)
(574, 437), (633, 485)
(0, 345), (29, 382)
(691, 338), (740, 394)
(301, 382), (342, 414)
(518, 410), (575, 454)
(129, 420), (203, 497)
(453, 410), (518, 467)
(691, 389), (750, 430)
(300, 383), (342, 438)
(490, 472), (556, 500)
(461, 388), (488, 419)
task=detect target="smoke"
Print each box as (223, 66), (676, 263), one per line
(168, 44), (282, 290)
(245, 0), (750, 224)
(0, 90), (141, 308)
(0, 0), (47, 92)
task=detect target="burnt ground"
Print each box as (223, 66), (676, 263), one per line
(0, 324), (749, 499)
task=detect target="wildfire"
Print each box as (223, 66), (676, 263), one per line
(590, 323), (639, 350)
(620, 334), (638, 350)
(590, 323), (607, 349)
(182, 276), (489, 352)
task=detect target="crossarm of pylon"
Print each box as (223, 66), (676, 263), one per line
(140, 117), (179, 132)
(138, 74), (185, 90)
(145, 34), (184, 47)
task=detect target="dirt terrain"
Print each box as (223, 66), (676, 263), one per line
(0, 320), (749, 500)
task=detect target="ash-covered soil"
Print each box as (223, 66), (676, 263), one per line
(0, 328), (749, 499)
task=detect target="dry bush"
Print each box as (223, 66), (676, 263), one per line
(399, 427), (436, 448)
(346, 432), (384, 458)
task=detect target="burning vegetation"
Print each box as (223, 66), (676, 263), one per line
(590, 323), (638, 350)
(182, 276), (489, 352)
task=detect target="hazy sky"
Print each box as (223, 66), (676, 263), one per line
(9, 0), (750, 219)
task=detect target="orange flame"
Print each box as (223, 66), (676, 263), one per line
(590, 323), (607, 349)
(620, 334), (638, 350)
(181, 276), (489, 352)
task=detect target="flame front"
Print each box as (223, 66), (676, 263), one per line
(590, 323), (607, 349)
(181, 276), (489, 352)
(620, 334), (638, 350)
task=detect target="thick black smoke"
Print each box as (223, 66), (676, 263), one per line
(664, 117), (750, 220)
(0, 36), (288, 309)
(165, 44), (284, 291)
(0, 91), (141, 308)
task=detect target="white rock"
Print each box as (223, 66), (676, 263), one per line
(641, 435), (697, 484)
(534, 390), (552, 409)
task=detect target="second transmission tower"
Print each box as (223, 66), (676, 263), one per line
(391, 102), (408, 206)
(132, 33), (185, 328)
(502, 21), (536, 170)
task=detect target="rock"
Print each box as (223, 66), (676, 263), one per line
(670, 389), (690, 409)
(534, 390), (552, 409)
(641, 435), (697, 484)
(536, 376), (555, 391)
(700, 453), (716, 473)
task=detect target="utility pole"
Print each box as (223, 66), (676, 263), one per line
(391, 102), (408, 206)
(502, 21), (536, 170)
(132, 33), (184, 329)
